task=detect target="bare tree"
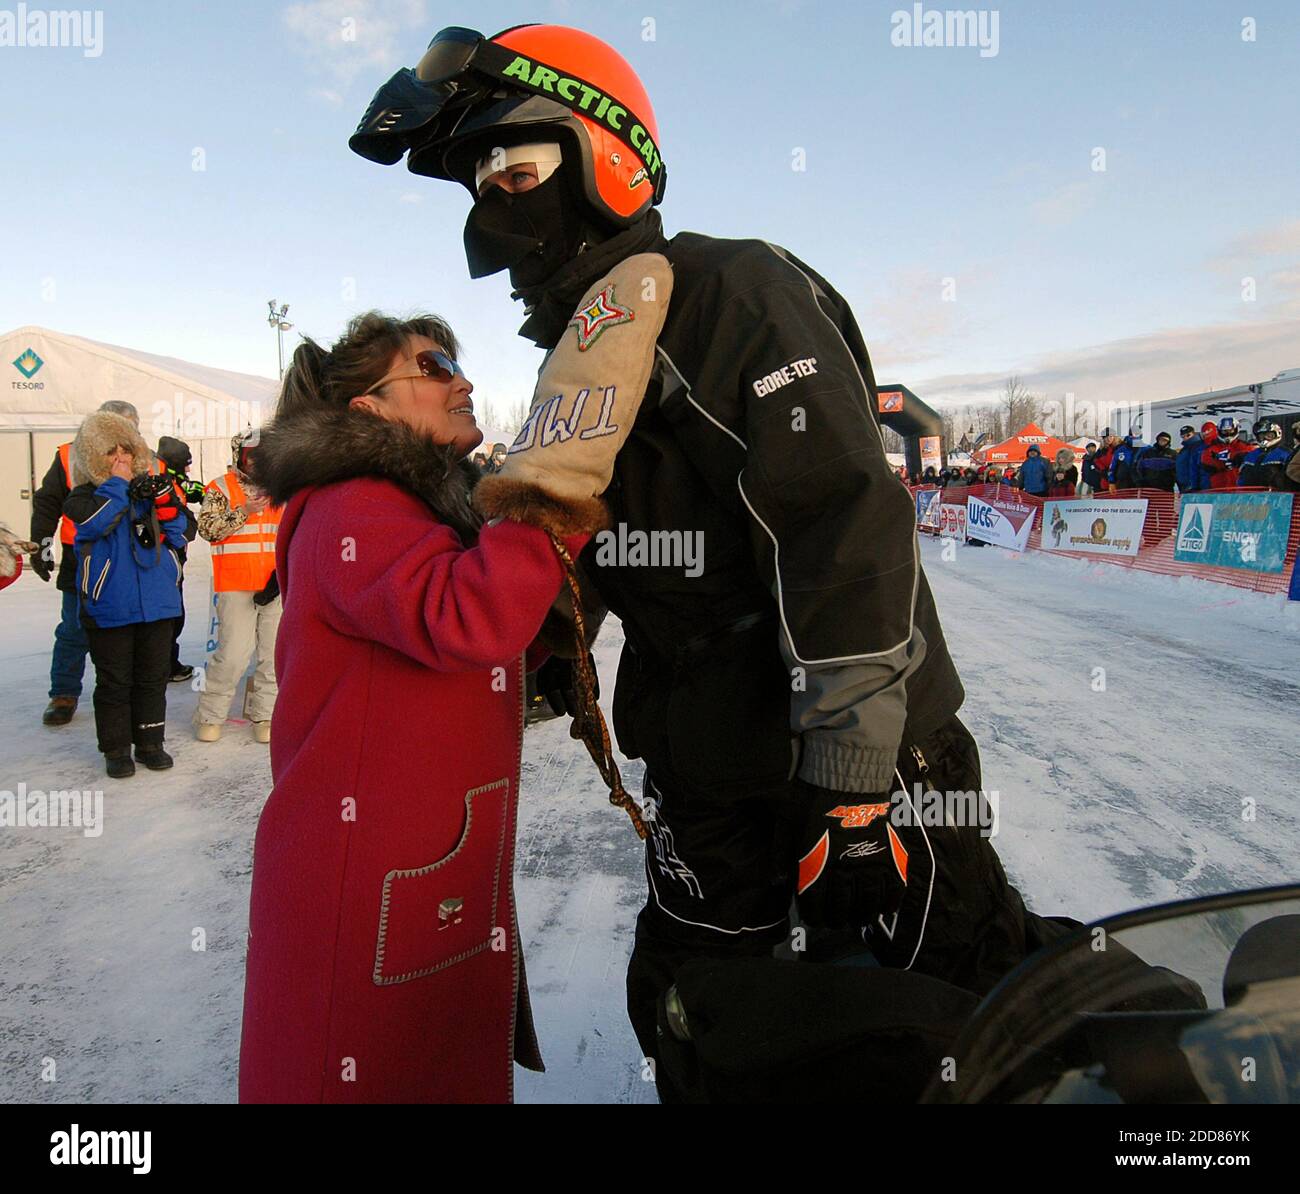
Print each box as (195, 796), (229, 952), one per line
(1002, 375), (1043, 433)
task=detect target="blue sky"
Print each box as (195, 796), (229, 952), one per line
(2, 0), (1297, 424)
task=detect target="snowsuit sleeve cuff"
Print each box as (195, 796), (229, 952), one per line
(798, 734), (897, 794)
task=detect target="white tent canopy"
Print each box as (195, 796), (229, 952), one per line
(1, 324), (280, 536)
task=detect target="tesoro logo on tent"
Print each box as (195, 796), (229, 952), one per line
(11, 346), (45, 389)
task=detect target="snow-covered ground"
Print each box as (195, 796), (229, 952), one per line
(1, 535), (1297, 1104)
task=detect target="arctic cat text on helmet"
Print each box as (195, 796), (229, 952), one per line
(349, 24), (666, 227)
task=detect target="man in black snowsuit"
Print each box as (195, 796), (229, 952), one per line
(351, 22), (1039, 1081)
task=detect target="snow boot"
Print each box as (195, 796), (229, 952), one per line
(43, 696), (77, 726)
(135, 747), (174, 771)
(170, 664), (195, 683)
(105, 749), (135, 780)
(195, 723), (221, 743)
(251, 721), (271, 744)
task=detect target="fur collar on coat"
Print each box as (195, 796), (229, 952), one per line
(249, 407), (482, 545)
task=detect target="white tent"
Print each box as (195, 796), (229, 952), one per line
(1, 324), (279, 536)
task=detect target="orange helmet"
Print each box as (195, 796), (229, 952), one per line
(350, 24), (666, 227)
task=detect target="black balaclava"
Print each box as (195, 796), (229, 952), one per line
(461, 147), (667, 348)
(464, 169), (585, 287)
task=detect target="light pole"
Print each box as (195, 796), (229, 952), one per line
(266, 300), (293, 379)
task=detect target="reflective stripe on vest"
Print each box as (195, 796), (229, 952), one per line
(58, 442), (76, 545)
(205, 470), (281, 592)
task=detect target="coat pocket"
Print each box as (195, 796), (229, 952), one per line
(371, 777), (510, 986)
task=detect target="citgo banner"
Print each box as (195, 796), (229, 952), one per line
(1174, 492), (1293, 573)
(1042, 499), (1148, 556)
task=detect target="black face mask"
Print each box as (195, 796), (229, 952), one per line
(463, 173), (582, 289)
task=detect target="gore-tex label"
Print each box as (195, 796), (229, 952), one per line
(752, 356), (818, 397)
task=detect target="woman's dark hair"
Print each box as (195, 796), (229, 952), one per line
(277, 311), (460, 419)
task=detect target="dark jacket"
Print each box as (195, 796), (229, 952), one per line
(1109, 437), (1141, 489)
(515, 212), (963, 795)
(1080, 451), (1102, 489)
(1175, 435), (1207, 492)
(30, 447), (77, 590)
(1237, 445), (1292, 490)
(1134, 444), (1178, 491)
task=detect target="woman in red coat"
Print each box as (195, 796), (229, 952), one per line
(237, 312), (588, 1103)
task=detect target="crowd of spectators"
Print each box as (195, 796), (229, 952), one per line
(904, 417), (1300, 499)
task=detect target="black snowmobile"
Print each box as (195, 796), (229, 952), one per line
(654, 885), (1300, 1103)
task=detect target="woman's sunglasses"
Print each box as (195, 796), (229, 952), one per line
(367, 349), (465, 394)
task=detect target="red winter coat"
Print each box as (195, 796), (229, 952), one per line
(1201, 437), (1253, 489)
(238, 416), (586, 1104)
(1092, 444), (1116, 491)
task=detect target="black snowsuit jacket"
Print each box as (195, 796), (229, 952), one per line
(527, 215), (964, 798)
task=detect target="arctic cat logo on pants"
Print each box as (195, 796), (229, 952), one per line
(826, 802), (890, 828)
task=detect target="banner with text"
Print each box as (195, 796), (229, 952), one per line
(1042, 499), (1148, 556)
(966, 494), (1035, 552)
(939, 502), (967, 541)
(1174, 492), (1292, 573)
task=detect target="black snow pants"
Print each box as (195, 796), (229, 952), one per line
(83, 617), (173, 754)
(626, 715), (1034, 1096)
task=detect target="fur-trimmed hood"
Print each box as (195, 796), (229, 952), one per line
(72, 412), (152, 487)
(1054, 448), (1076, 470)
(248, 407), (482, 543)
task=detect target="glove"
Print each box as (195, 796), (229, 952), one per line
(535, 653), (598, 717)
(0, 527), (40, 582)
(473, 252), (673, 536)
(154, 489), (180, 524)
(30, 548), (53, 583)
(795, 782), (908, 932)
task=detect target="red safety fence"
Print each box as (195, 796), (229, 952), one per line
(912, 483), (1300, 597)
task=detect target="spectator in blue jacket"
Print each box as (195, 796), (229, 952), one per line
(1078, 442), (1101, 495)
(63, 411), (188, 779)
(1016, 444), (1051, 496)
(1239, 421), (1291, 489)
(1109, 433), (1143, 489)
(1175, 424), (1209, 493)
(1134, 431), (1178, 490)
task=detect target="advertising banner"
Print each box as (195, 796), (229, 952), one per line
(939, 502), (967, 541)
(966, 495), (1035, 552)
(1174, 492), (1293, 573)
(915, 488), (941, 530)
(1042, 499), (1148, 556)
(920, 435), (943, 474)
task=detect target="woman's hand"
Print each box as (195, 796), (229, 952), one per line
(110, 457), (133, 481)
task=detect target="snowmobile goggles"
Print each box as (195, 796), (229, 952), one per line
(348, 26), (666, 199)
(366, 349), (465, 394)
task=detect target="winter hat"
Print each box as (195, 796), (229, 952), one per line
(156, 435), (192, 472)
(72, 411), (151, 487)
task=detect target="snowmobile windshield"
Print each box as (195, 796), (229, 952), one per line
(923, 886), (1300, 1104)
